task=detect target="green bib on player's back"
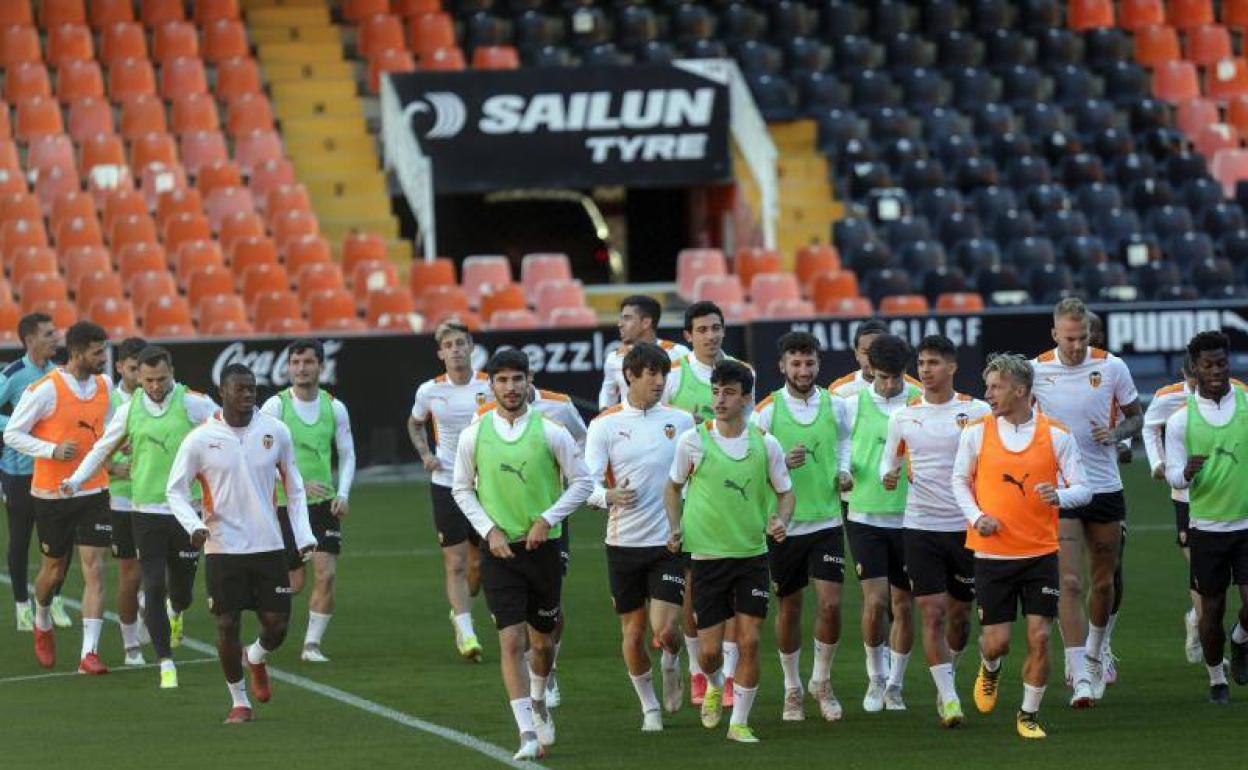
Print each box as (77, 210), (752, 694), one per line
(127, 384), (197, 506)
(109, 389), (132, 500)
(279, 388), (336, 504)
(475, 411), (563, 541)
(848, 389), (908, 515)
(1186, 387), (1248, 522)
(769, 388), (839, 522)
(684, 422), (771, 558)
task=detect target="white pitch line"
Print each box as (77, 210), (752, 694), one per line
(0, 573), (547, 770)
(0, 657), (217, 685)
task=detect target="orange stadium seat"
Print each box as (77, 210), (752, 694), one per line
(1, 193), (42, 225)
(1212, 147), (1248, 194)
(810, 270), (861, 312)
(99, 21), (147, 67)
(2, 222), (49, 266)
(346, 0), (390, 23)
(19, 273), (70, 312)
(479, 283), (527, 322)
(234, 131), (284, 176)
(1067, 0), (1114, 31)
(203, 20), (249, 63)
(359, 14), (406, 59)
(294, 261), (344, 302)
(795, 244), (841, 290)
(35, 298), (78, 328)
(821, 295), (873, 317)
(57, 60), (105, 103)
(548, 306), (598, 327)
(240, 262), (290, 308)
(734, 247), (783, 290)
(89, 295), (138, 337)
(691, 273), (745, 306)
(51, 189), (96, 230)
(263, 183), (311, 222)
(101, 188), (147, 233)
(1208, 58), (1248, 101)
(186, 262), (234, 307)
(226, 94), (275, 137)
(520, 252), (571, 301)
(1195, 122), (1242, 157)
(141, 0), (185, 29)
(117, 241), (167, 285)
(27, 134), (75, 175)
(109, 212), (158, 251)
(11, 246), (59, 287)
(197, 292), (247, 326)
(341, 232), (388, 273)
(179, 130), (229, 173)
(417, 285), (468, 326)
(119, 94), (168, 139)
(80, 133), (127, 177)
(205, 187), (255, 230)
(0, 2), (33, 27)
(676, 248), (728, 300)
(175, 240), (225, 288)
(1152, 60), (1200, 102)
(197, 159), (243, 198)
(34, 166), (81, 213)
(63, 244), (111, 288)
(218, 210), (264, 254)
(74, 269), (124, 311)
(1168, 0), (1214, 30)
(409, 12), (456, 57)
(351, 259), (399, 305)
(108, 57), (157, 101)
(473, 46), (519, 70)
(195, 0), (240, 25)
(129, 130), (177, 173)
(459, 254), (512, 307)
(534, 279), (585, 323)
(6, 61), (51, 102)
(1119, 0), (1164, 30)
(162, 211), (208, 254)
(488, 309), (540, 330)
(1187, 24), (1233, 67)
(41, 0), (86, 27)
(936, 292), (985, 312)
(156, 186), (203, 226)
(272, 209), (319, 251)
(749, 272), (801, 309)
(141, 294), (192, 332)
(55, 216), (104, 251)
(229, 235), (279, 278)
(15, 96), (65, 140)
(215, 56), (261, 101)
(46, 23), (93, 67)
(368, 48), (416, 93)
(408, 256), (455, 296)
(253, 290), (303, 331)
(306, 288), (358, 329)
(248, 159), (296, 200)
(90, 0), (134, 30)
(1132, 24), (1181, 68)
(152, 20), (198, 62)
(1177, 97), (1220, 136)
(762, 298), (815, 320)
(879, 294), (931, 316)
(161, 57), (209, 101)
(284, 235), (332, 276)
(1229, 0), (1248, 30)
(421, 46), (465, 70)
(0, 26), (41, 67)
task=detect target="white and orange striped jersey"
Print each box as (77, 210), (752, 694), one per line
(166, 410), (313, 556)
(828, 369), (922, 400)
(411, 370), (492, 487)
(881, 393), (991, 532)
(1030, 347), (1139, 494)
(599, 339), (689, 410)
(475, 387), (587, 452)
(585, 402), (695, 547)
(1144, 378), (1247, 503)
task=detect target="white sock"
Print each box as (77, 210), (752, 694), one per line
(864, 643), (887, 682)
(510, 697), (535, 734)
(228, 678), (250, 708)
(1232, 624), (1248, 645)
(81, 618), (103, 658)
(160, 659), (176, 673)
(34, 602), (51, 631)
(723, 641), (739, 679)
(1066, 646), (1088, 683)
(246, 639), (269, 666)
(1086, 625), (1106, 660)
(1189, 605), (1200, 624)
(121, 621), (141, 650)
(167, 601), (180, 621)
(779, 649), (802, 690)
(982, 655), (1001, 673)
(886, 651), (910, 689)
(305, 611), (331, 647)
(1022, 683), (1045, 713)
(929, 663), (957, 703)
(529, 670), (547, 703)
(661, 649), (679, 672)
(1105, 613), (1119, 646)
(729, 684), (757, 726)
(629, 669), (661, 713)
(684, 635), (702, 676)
(707, 667), (725, 690)
(1209, 662), (1229, 685)
(453, 612), (474, 638)
(552, 641), (561, 670)
(811, 639), (837, 683)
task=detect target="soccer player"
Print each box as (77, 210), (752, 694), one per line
(828, 319), (923, 401)
(843, 334), (922, 712)
(0, 313), (68, 631)
(261, 339), (356, 664)
(661, 300), (748, 704)
(167, 363), (315, 723)
(1031, 298), (1142, 704)
(65, 345), (218, 688)
(752, 331), (852, 723)
(452, 349), (591, 760)
(1163, 331), (1248, 704)
(4, 321), (113, 673)
(953, 353), (1090, 739)
(585, 342), (695, 731)
(1145, 356), (1207, 664)
(881, 335), (991, 727)
(409, 321), (492, 662)
(105, 336), (148, 666)
(666, 360), (794, 743)
(599, 294), (689, 409)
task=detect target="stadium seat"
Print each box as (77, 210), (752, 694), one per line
(759, 298), (813, 320)
(109, 212), (158, 251)
(548, 306), (598, 327)
(1177, 97), (1221, 137)
(63, 244), (110, 288)
(368, 48), (417, 94)
(196, 291), (246, 328)
(205, 187), (255, 231)
(794, 245), (841, 291)
(734, 248), (783, 291)
(519, 252), (571, 301)
(161, 57), (209, 102)
(936, 291), (985, 311)
(5, 62), (51, 104)
(533, 280), (585, 324)
(1185, 24), (1233, 67)
(749, 272), (801, 309)
(1228, 0), (1248, 29)
(350, 259), (400, 306)
(56, 60), (105, 104)
(488, 309), (540, 330)
(408, 256), (456, 296)
(152, 20), (197, 62)
(74, 269), (124, 312)
(234, 131), (284, 176)
(1067, 0), (1113, 31)
(185, 259), (233, 307)
(229, 234), (278, 278)
(1207, 58), (1248, 101)
(303, 287), (357, 330)
(108, 57), (156, 102)
(1167, 0), (1214, 30)
(1132, 24), (1181, 68)
(284, 235), (332, 276)
(56, 216), (104, 251)
(1194, 123), (1241, 159)
(215, 56), (262, 102)
(460, 254), (512, 307)
(293, 261), (344, 303)
(19, 273), (70, 313)
(197, 159), (242, 198)
(1152, 60), (1200, 103)
(88, 296), (138, 337)
(1213, 148), (1248, 195)
(203, 20), (249, 63)
(421, 46), (466, 70)
(359, 14), (406, 60)
(240, 262), (290, 308)
(479, 283), (528, 322)
(1119, 0), (1165, 30)
(0, 26), (42, 67)
(226, 94), (275, 137)
(676, 248), (727, 300)
(253, 291), (304, 331)
(472, 45), (519, 70)
(414, 284), (467, 327)
(691, 274), (746, 306)
(409, 12), (456, 58)
(11, 246), (59, 289)
(47, 23), (93, 67)
(272, 209), (319, 252)
(15, 96), (65, 141)
(117, 240), (166, 284)
(0, 1), (32, 26)
(66, 96), (113, 141)
(141, 294), (191, 333)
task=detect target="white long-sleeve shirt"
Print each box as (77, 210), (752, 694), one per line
(599, 339), (689, 409)
(881, 393), (992, 532)
(530, 388), (587, 452)
(452, 408), (592, 541)
(1144, 381), (1192, 503)
(3, 368), (113, 499)
(411, 370), (492, 487)
(166, 410), (314, 555)
(844, 384), (913, 528)
(1164, 390), (1248, 532)
(67, 385), (219, 513)
(752, 386), (852, 535)
(951, 414), (1092, 541)
(259, 390), (356, 500)
(585, 401), (695, 547)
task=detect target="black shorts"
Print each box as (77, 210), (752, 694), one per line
(767, 525), (845, 597)
(480, 540), (562, 632)
(975, 553), (1060, 625)
(111, 509), (137, 559)
(904, 529), (975, 602)
(34, 492), (111, 558)
(431, 483), (479, 548)
(1, 472), (35, 529)
(278, 501), (340, 570)
(691, 555), (770, 629)
(557, 520), (570, 576)
(204, 551), (292, 615)
(607, 545), (686, 614)
(1060, 490), (1126, 523)
(1175, 501), (1191, 548)
(846, 519), (909, 590)
(132, 511), (200, 569)
(1188, 527), (1248, 598)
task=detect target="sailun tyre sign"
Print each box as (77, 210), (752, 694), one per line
(388, 64), (732, 193)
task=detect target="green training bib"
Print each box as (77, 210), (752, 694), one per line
(1187, 387), (1248, 522)
(683, 422), (772, 558)
(848, 389), (908, 515)
(769, 389), (840, 522)
(475, 412), (564, 541)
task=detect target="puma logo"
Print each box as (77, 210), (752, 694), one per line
(806, 442), (820, 463)
(77, 420), (99, 438)
(617, 430), (632, 441)
(723, 478), (751, 500)
(1214, 445), (1240, 464)
(1002, 473), (1030, 496)
(146, 435), (169, 453)
(299, 440), (326, 459)
(500, 461), (527, 483)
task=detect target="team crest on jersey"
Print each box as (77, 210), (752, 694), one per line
(476, 392), (487, 406)
(664, 424), (676, 439)
(956, 412), (970, 428)
(1089, 371), (1103, 388)
(263, 433), (274, 449)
